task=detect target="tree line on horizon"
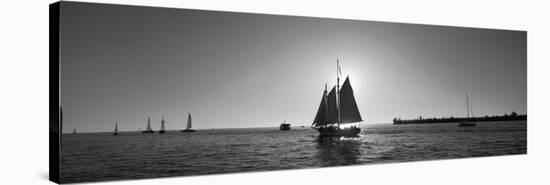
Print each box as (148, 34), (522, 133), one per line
(392, 111), (527, 124)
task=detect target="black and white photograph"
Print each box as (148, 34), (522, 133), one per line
(46, 1), (531, 184)
(8, 0), (550, 184)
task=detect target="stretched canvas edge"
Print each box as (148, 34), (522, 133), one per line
(49, 1), (61, 184)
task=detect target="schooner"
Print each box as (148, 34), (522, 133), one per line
(181, 113), (195, 132)
(312, 60), (363, 137)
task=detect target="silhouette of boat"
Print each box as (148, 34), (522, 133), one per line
(113, 121), (118, 135)
(312, 59), (362, 137)
(279, 120), (291, 130)
(158, 116), (166, 134)
(459, 94), (477, 127)
(181, 113), (196, 132)
(72, 128), (77, 135)
(142, 116), (155, 133)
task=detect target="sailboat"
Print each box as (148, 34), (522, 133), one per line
(459, 94), (477, 127)
(113, 121), (118, 135)
(159, 116), (166, 134)
(141, 116), (155, 133)
(312, 60), (363, 137)
(72, 128), (77, 135)
(181, 113), (196, 132)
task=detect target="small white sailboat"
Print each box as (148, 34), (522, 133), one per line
(159, 116), (166, 134)
(181, 113), (196, 132)
(113, 121), (118, 135)
(459, 94), (477, 127)
(142, 116), (155, 133)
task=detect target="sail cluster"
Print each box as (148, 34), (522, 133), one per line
(312, 77), (362, 127)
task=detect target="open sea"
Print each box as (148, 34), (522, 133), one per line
(60, 120), (526, 183)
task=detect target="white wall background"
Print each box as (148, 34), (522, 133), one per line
(0, 0), (548, 184)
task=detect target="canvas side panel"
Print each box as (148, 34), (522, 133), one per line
(49, 2), (61, 184)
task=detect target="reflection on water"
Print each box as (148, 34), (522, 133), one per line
(314, 136), (362, 166)
(60, 121), (526, 183)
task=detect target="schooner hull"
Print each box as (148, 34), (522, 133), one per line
(315, 127), (361, 137)
(181, 129), (195, 132)
(141, 130), (155, 133)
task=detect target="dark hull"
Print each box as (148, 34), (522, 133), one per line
(459, 122), (476, 127)
(158, 130), (166, 134)
(181, 129), (196, 132)
(141, 130), (155, 133)
(315, 127), (361, 137)
(113, 133), (118, 135)
(280, 124), (291, 130)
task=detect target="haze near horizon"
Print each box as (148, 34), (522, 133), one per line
(59, 2), (526, 133)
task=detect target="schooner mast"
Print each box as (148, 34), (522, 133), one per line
(336, 59), (341, 128)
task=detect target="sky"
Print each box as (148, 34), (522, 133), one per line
(59, 2), (527, 133)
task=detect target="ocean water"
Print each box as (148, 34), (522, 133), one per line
(60, 121), (526, 183)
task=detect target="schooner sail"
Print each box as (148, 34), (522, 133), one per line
(339, 77), (363, 123)
(142, 116), (155, 133)
(312, 60), (363, 137)
(182, 112), (196, 132)
(312, 84), (328, 127)
(159, 116), (166, 134)
(326, 86), (339, 125)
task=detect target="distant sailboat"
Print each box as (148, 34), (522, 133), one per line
(72, 128), (77, 135)
(459, 94), (477, 127)
(113, 121), (118, 135)
(312, 59), (362, 137)
(181, 113), (196, 132)
(159, 116), (166, 134)
(142, 116), (155, 133)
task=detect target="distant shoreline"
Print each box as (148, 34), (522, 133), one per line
(61, 125), (312, 134)
(393, 112), (526, 125)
